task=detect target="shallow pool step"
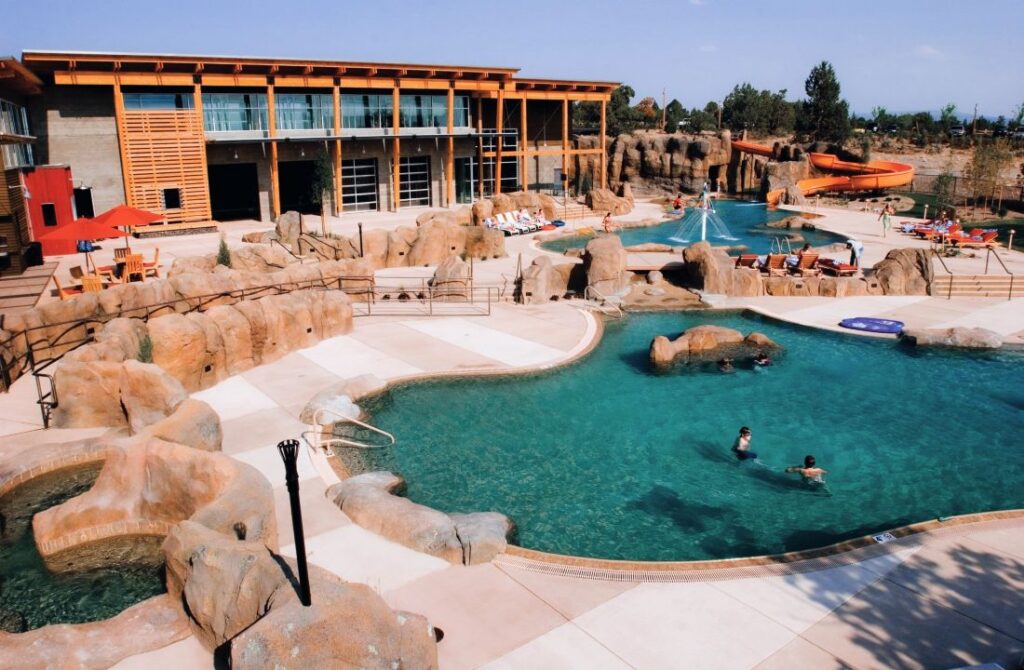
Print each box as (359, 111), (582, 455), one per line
(931, 275), (1023, 298)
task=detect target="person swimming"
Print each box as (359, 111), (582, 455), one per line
(753, 351), (771, 367)
(786, 455), (827, 484)
(718, 357), (734, 373)
(732, 426), (757, 461)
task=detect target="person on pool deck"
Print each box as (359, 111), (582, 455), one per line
(732, 427), (757, 460)
(846, 239), (864, 267)
(753, 351), (771, 366)
(672, 193), (684, 211)
(878, 204), (893, 238)
(785, 243), (812, 267)
(786, 455), (827, 484)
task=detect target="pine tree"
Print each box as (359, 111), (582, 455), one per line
(797, 61), (851, 143)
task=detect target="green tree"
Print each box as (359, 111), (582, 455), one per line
(216, 234), (231, 267)
(606, 85), (642, 135)
(310, 148), (336, 237)
(939, 103), (958, 130)
(965, 139), (1013, 207)
(664, 99), (686, 132)
(796, 61), (851, 143)
(1014, 102), (1024, 127)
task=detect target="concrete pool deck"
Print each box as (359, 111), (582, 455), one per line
(2, 200), (1023, 668)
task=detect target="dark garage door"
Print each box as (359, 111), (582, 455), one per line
(208, 163), (260, 221)
(278, 160), (319, 215)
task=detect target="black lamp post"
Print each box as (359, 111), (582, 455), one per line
(358, 222), (364, 258)
(277, 439), (311, 606)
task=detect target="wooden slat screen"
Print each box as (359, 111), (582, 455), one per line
(118, 109), (211, 223)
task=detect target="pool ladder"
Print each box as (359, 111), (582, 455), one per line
(769, 237), (794, 255)
(301, 406), (396, 456)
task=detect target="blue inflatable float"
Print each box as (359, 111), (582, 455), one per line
(838, 317), (905, 334)
(551, 219), (566, 227)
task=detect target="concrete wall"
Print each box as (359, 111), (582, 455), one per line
(29, 86), (126, 215)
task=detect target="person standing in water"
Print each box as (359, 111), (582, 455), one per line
(786, 455), (827, 484)
(602, 212), (614, 234)
(732, 427), (757, 461)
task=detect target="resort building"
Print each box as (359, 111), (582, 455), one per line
(0, 58), (42, 274)
(16, 50), (616, 233)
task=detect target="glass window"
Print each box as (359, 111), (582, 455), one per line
(276, 93), (334, 130)
(395, 95), (471, 129)
(341, 94), (393, 129)
(41, 203), (58, 227)
(399, 156), (431, 206)
(123, 93), (194, 110)
(162, 188), (182, 209)
(202, 93), (269, 132)
(341, 158), (379, 211)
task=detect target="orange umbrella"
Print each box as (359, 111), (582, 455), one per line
(92, 205), (163, 252)
(38, 219), (129, 273)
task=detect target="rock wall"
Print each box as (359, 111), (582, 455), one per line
(583, 235), (631, 296)
(599, 130), (733, 194)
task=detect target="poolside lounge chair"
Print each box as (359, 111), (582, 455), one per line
(761, 254), (788, 276)
(818, 258), (858, 276)
(735, 254), (759, 269)
(949, 230), (999, 248)
(789, 253), (820, 276)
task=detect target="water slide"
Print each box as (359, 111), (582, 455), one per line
(731, 139), (915, 206)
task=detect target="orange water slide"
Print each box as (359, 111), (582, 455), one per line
(730, 139), (915, 205)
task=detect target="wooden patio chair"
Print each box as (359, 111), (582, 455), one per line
(69, 265), (85, 280)
(113, 247), (130, 261)
(53, 276), (83, 301)
(81, 275), (104, 293)
(122, 254), (145, 283)
(143, 247), (160, 278)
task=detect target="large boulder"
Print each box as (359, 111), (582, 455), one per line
(162, 521), (289, 650)
(650, 325), (776, 366)
(464, 226), (506, 260)
(471, 199), (494, 226)
(490, 193), (515, 215)
(537, 194), (560, 221)
(275, 210), (303, 251)
(414, 209), (458, 227)
(144, 399), (223, 452)
(585, 188), (632, 216)
(230, 244), (295, 273)
(873, 248), (933, 295)
(682, 241), (732, 294)
(408, 221), (459, 267)
(147, 313), (208, 392)
(327, 474), (462, 563)
(230, 570), (438, 670)
(451, 512), (516, 565)
(168, 255), (217, 278)
(119, 360), (188, 433)
(521, 255), (573, 304)
(386, 226), (418, 267)
(430, 255), (471, 301)
(900, 327), (1003, 349)
(583, 235), (630, 295)
(299, 389), (362, 425)
(52, 360), (126, 428)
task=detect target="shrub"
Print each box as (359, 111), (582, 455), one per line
(137, 333), (153, 363)
(217, 235), (231, 267)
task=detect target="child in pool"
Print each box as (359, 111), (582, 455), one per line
(732, 427), (757, 460)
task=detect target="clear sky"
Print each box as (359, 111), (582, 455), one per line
(5, 0), (1022, 118)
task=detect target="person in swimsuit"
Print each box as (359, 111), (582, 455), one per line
(732, 427), (757, 460)
(753, 351), (771, 366)
(786, 455), (827, 484)
(602, 212), (614, 234)
(878, 204), (893, 238)
(718, 357), (734, 373)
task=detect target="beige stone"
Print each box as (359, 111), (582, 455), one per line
(144, 399), (223, 452)
(52, 360), (126, 428)
(148, 313), (207, 392)
(583, 235), (630, 295)
(119, 360), (187, 433)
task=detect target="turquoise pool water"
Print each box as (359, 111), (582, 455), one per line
(343, 312), (1024, 562)
(540, 200), (846, 255)
(0, 470), (166, 632)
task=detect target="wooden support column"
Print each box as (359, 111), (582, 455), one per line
(267, 84), (280, 220)
(111, 79), (134, 207)
(495, 87), (504, 194)
(561, 95), (569, 194)
(520, 98), (528, 191)
(392, 84), (400, 211)
(332, 85), (342, 216)
(446, 86), (454, 206)
(194, 82), (212, 220)
(476, 96), (484, 199)
(599, 98), (607, 190)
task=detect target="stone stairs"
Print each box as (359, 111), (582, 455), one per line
(931, 274), (1022, 298)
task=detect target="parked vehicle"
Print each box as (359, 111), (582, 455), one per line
(949, 125), (966, 137)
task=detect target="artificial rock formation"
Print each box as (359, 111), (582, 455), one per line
(600, 131), (733, 194)
(585, 188), (633, 216)
(900, 327), (1003, 349)
(328, 472), (515, 565)
(430, 255), (472, 300)
(32, 437), (277, 572)
(520, 255), (577, 304)
(583, 235), (631, 296)
(650, 325), (778, 366)
(873, 248), (933, 295)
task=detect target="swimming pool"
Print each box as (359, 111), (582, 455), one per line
(341, 312), (1024, 562)
(540, 200), (846, 255)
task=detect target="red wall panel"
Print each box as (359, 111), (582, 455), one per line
(24, 166), (77, 256)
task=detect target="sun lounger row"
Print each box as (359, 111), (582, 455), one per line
(902, 221), (999, 248)
(734, 252), (857, 277)
(483, 210), (561, 236)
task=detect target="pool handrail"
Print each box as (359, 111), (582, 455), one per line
(307, 405), (396, 454)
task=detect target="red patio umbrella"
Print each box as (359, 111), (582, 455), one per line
(92, 205), (163, 252)
(37, 219), (130, 273)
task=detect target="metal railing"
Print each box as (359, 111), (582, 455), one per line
(931, 247), (1017, 300)
(984, 247), (1016, 300)
(582, 285), (624, 318)
(301, 406), (396, 455)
